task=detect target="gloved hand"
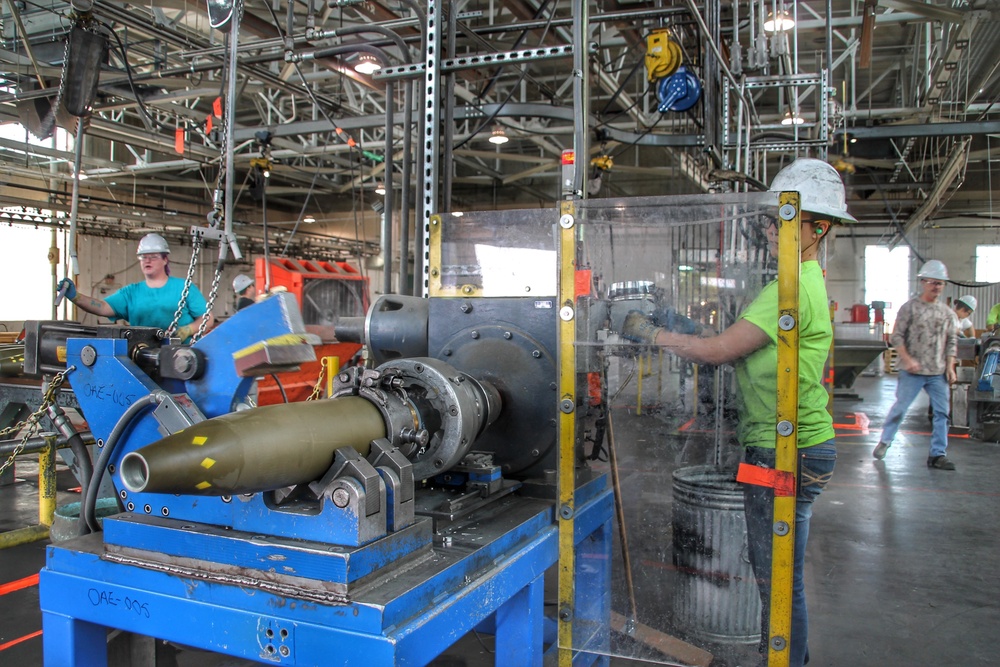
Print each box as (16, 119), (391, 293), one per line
(622, 310), (665, 345)
(174, 324), (194, 341)
(653, 305), (703, 336)
(56, 278), (77, 301)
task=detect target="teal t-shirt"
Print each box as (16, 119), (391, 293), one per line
(104, 277), (208, 333)
(734, 260), (835, 449)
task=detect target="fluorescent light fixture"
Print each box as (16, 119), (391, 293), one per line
(375, 182), (386, 195)
(678, 265), (695, 272)
(763, 10), (794, 33)
(781, 111), (805, 126)
(488, 125), (509, 145)
(303, 215), (316, 224)
(354, 53), (381, 75)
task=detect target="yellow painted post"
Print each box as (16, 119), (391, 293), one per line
(325, 356), (340, 398)
(556, 201), (577, 667)
(38, 435), (57, 527)
(0, 434), (57, 547)
(657, 348), (663, 399)
(769, 193), (801, 667)
(636, 352), (644, 415)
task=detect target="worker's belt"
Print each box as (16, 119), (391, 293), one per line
(737, 462), (796, 497)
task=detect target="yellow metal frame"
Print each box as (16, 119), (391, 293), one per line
(427, 213), (481, 298)
(0, 434), (57, 548)
(556, 200), (577, 666)
(769, 192), (801, 667)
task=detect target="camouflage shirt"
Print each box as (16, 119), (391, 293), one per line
(890, 298), (958, 375)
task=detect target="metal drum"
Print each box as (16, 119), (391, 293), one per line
(671, 465), (760, 645)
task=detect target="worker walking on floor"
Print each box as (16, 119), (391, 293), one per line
(55, 233), (212, 343)
(873, 259), (958, 469)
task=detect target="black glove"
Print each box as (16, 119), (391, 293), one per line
(622, 311), (665, 345)
(653, 305), (703, 336)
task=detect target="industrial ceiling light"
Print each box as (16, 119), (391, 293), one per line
(354, 53), (381, 75)
(303, 215), (316, 224)
(763, 10), (794, 33)
(781, 111), (805, 125)
(374, 181), (386, 195)
(488, 125), (509, 145)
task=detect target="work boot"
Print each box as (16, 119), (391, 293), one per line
(927, 455), (956, 470)
(872, 441), (890, 460)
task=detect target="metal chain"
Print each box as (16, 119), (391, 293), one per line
(37, 21), (74, 140)
(165, 238), (202, 338)
(306, 362), (328, 401)
(0, 366), (75, 475)
(194, 266), (224, 342)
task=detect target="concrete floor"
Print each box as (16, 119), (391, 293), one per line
(1, 373), (998, 666)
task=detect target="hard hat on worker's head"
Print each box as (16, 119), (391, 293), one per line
(956, 294), (977, 312)
(136, 233), (170, 256)
(917, 259), (949, 282)
(233, 274), (254, 294)
(769, 157), (857, 224)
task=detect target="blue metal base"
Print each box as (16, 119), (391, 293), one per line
(40, 475), (613, 666)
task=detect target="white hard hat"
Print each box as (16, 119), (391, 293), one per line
(770, 157), (857, 223)
(917, 259), (949, 281)
(233, 274), (254, 294)
(956, 294), (977, 312)
(136, 233), (170, 256)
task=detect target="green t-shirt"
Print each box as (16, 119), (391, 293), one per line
(987, 303), (1000, 327)
(734, 260), (835, 449)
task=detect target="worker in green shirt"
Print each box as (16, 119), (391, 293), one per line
(987, 302), (1000, 331)
(624, 158), (855, 667)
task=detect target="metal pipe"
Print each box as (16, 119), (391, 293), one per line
(442, 7), (456, 211)
(222, 12), (243, 265)
(383, 81), (395, 295)
(682, 0), (759, 125)
(572, 0), (590, 198)
(67, 117), (87, 280)
(0, 432), (93, 457)
(399, 79), (413, 295)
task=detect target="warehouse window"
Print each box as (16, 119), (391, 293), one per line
(0, 121), (71, 323)
(0, 223), (67, 321)
(976, 245), (1000, 283)
(864, 245), (910, 330)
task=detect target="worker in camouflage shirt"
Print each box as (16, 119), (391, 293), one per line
(873, 260), (958, 469)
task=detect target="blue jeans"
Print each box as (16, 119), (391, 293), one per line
(743, 441), (837, 667)
(880, 370), (950, 457)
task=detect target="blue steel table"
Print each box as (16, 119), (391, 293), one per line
(40, 475), (612, 667)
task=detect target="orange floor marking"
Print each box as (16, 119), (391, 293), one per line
(0, 630), (42, 652)
(0, 573), (39, 596)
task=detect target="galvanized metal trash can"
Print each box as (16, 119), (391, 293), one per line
(671, 465), (760, 644)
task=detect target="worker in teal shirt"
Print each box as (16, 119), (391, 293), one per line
(624, 158), (855, 667)
(56, 233), (211, 342)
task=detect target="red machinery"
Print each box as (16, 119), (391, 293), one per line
(255, 257), (369, 404)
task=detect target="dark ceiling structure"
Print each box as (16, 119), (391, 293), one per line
(2, 0), (999, 259)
